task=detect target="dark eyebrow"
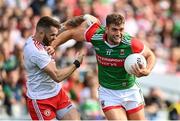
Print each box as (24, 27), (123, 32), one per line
(112, 27), (124, 31)
(50, 33), (57, 36)
(120, 27), (124, 31)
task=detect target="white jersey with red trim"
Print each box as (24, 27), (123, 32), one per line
(23, 36), (61, 99)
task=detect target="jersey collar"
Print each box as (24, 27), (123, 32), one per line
(103, 34), (119, 48)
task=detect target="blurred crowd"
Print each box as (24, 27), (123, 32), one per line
(0, 0), (180, 120)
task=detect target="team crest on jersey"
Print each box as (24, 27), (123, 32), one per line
(44, 109), (51, 117)
(120, 49), (125, 55)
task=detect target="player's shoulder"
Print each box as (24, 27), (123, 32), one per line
(24, 37), (45, 55)
(91, 27), (105, 40)
(85, 22), (105, 42)
(121, 33), (133, 45)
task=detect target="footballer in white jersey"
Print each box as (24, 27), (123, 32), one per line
(23, 16), (83, 120)
(24, 36), (61, 99)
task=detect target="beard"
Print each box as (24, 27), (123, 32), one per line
(42, 35), (51, 46)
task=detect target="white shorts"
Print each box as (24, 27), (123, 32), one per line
(98, 83), (144, 114)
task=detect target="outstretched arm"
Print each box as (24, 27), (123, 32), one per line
(51, 14), (100, 49)
(51, 21), (87, 49)
(58, 15), (85, 34)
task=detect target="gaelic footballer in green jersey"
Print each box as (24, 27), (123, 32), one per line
(48, 13), (156, 120)
(85, 23), (144, 90)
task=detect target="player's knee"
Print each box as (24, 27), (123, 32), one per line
(61, 108), (80, 120)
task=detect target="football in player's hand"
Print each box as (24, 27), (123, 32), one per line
(124, 53), (147, 74)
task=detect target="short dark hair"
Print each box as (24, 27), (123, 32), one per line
(36, 16), (60, 30)
(106, 13), (125, 26)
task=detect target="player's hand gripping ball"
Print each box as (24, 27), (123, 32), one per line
(124, 53), (147, 74)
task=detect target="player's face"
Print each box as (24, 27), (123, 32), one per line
(106, 24), (124, 45)
(43, 26), (59, 46)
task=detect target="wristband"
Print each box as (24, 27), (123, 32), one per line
(73, 60), (80, 68)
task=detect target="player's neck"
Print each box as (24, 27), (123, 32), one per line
(106, 39), (119, 46)
(33, 34), (43, 43)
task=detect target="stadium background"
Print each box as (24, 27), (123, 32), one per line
(0, 0), (180, 120)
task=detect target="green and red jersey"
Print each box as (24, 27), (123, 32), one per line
(84, 23), (144, 90)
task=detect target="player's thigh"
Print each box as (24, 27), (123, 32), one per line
(127, 107), (146, 120)
(26, 98), (56, 120)
(104, 108), (127, 120)
(60, 108), (80, 120)
(56, 89), (80, 120)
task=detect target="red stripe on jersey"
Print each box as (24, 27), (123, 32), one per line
(96, 54), (125, 67)
(131, 38), (144, 53)
(126, 105), (144, 114)
(103, 105), (122, 112)
(85, 23), (100, 42)
(34, 41), (44, 50)
(34, 41), (39, 49)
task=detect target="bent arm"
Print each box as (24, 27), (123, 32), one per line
(42, 52), (84, 83)
(142, 45), (156, 73)
(43, 61), (77, 83)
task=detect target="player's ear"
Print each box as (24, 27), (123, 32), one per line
(39, 30), (45, 38)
